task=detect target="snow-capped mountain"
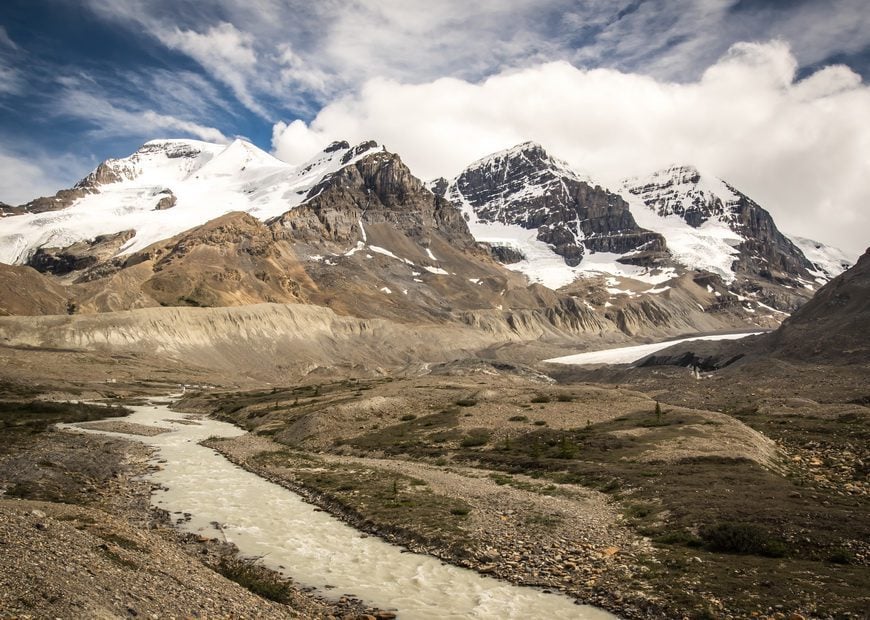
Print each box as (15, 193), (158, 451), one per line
(436, 144), (851, 312)
(623, 165), (815, 285)
(0, 136), (853, 337)
(0, 138), (381, 265)
(432, 142), (669, 290)
(788, 235), (853, 280)
(1, 138), (607, 334)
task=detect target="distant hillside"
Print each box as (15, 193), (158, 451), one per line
(759, 247), (870, 362)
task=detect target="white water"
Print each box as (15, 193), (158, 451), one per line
(544, 332), (763, 365)
(65, 404), (615, 619)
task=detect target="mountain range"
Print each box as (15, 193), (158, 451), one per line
(0, 138), (853, 358)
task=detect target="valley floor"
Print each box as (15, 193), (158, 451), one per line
(0, 356), (867, 619)
(181, 360), (868, 619)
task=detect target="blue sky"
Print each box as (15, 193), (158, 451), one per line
(1, 0), (868, 254)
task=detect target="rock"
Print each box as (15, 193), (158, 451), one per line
(27, 230), (136, 276)
(154, 191), (177, 211)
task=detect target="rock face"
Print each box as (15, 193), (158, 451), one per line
(0, 201), (23, 216)
(153, 190), (177, 211)
(439, 143), (667, 267)
(27, 230), (136, 276)
(624, 165), (816, 292)
(276, 151), (476, 251)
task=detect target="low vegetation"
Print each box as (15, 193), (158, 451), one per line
(0, 400), (131, 454)
(250, 449), (473, 549)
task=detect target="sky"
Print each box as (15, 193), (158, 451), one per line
(0, 0), (868, 258)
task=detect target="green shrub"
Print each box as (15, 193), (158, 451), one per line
(600, 478), (622, 493)
(460, 431), (489, 447)
(456, 398), (478, 407)
(508, 415), (528, 422)
(624, 503), (655, 519)
(652, 530), (703, 547)
(400, 414), (417, 421)
(699, 522), (786, 557)
(530, 394), (551, 404)
(826, 548), (854, 564)
(533, 420), (547, 426)
(216, 557), (295, 603)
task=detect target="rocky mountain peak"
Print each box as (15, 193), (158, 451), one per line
(323, 140), (351, 153)
(623, 165), (728, 228)
(456, 142), (581, 204)
(278, 148), (475, 251)
(624, 163), (818, 307)
(443, 142), (666, 269)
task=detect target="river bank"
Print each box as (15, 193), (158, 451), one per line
(0, 413), (391, 619)
(186, 367), (868, 619)
(2, 351), (866, 619)
(206, 432), (657, 619)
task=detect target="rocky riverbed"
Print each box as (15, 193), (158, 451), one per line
(0, 422), (391, 619)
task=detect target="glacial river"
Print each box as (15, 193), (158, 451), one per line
(66, 403), (615, 619)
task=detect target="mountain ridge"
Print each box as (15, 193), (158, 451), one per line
(0, 137), (851, 336)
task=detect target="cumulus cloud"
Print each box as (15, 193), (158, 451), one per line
(80, 0), (870, 117)
(272, 41), (870, 258)
(270, 119), (327, 165)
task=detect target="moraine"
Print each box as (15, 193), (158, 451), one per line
(63, 402), (615, 620)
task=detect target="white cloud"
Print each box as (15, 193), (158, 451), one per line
(271, 119), (326, 165)
(157, 22), (267, 118)
(0, 62), (21, 95)
(0, 26), (17, 50)
(0, 25), (21, 95)
(272, 41), (870, 258)
(79, 0), (870, 121)
(55, 82), (230, 144)
(0, 148), (87, 205)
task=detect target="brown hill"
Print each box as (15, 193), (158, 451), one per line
(0, 264), (70, 316)
(759, 247), (870, 362)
